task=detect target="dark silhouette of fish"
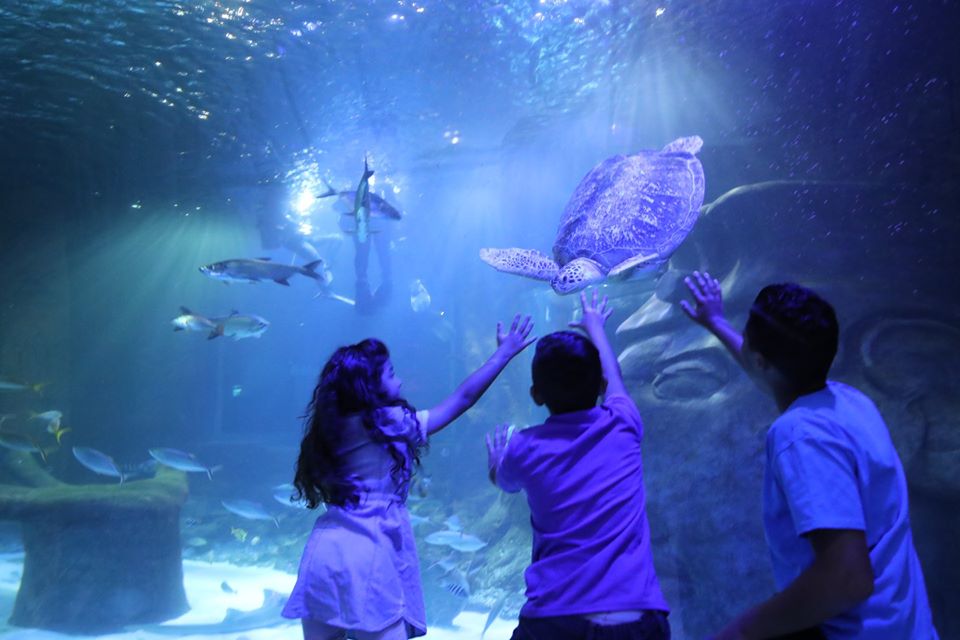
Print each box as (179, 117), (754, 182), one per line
(139, 589), (288, 635)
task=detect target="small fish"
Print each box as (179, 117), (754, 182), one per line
(272, 483), (311, 510)
(0, 431), (47, 462)
(119, 459), (159, 481)
(148, 448), (218, 479)
(171, 307), (216, 332)
(409, 279), (432, 313)
(221, 581), (237, 594)
(73, 446), (124, 483)
(427, 552), (458, 573)
(230, 527), (248, 542)
(30, 410), (70, 444)
(424, 529), (488, 552)
(231, 385), (243, 397)
(0, 414), (16, 427)
(222, 499), (279, 527)
(0, 379), (45, 394)
(199, 257), (329, 287)
(408, 513), (430, 527)
(207, 312), (270, 341)
(185, 537), (208, 547)
(440, 568), (471, 599)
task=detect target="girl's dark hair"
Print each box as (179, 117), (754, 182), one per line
(293, 338), (422, 509)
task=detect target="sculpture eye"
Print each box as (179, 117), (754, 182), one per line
(648, 347), (732, 402)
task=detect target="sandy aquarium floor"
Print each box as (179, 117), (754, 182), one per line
(0, 554), (515, 640)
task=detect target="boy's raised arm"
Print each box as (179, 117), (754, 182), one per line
(680, 270), (746, 368)
(570, 290), (628, 399)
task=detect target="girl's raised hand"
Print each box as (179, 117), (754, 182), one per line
(496, 314), (536, 358)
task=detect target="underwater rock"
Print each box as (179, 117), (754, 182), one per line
(0, 451), (189, 633)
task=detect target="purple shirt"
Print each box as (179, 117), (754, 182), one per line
(495, 394), (669, 618)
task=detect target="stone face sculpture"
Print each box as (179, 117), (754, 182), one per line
(0, 451), (189, 633)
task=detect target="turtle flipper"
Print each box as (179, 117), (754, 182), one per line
(479, 248), (559, 282)
(552, 258), (605, 294)
(607, 252), (660, 279)
(661, 136), (703, 155)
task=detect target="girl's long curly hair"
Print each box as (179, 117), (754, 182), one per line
(293, 338), (423, 509)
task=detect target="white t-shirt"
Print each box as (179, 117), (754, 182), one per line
(763, 381), (938, 639)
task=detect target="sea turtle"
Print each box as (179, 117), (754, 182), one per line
(480, 136), (705, 294)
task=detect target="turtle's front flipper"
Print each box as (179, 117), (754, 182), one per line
(552, 258), (605, 294)
(479, 248), (559, 281)
(607, 252), (660, 279)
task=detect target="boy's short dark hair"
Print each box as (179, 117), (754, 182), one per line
(745, 283), (839, 389)
(531, 331), (603, 414)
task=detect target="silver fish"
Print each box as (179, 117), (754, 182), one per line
(148, 448), (217, 479)
(171, 306), (216, 332)
(222, 499), (279, 527)
(424, 530), (488, 552)
(207, 312), (270, 341)
(409, 279), (432, 313)
(73, 446), (124, 483)
(199, 257), (329, 287)
(0, 379), (45, 393)
(272, 483), (311, 510)
(0, 431), (47, 462)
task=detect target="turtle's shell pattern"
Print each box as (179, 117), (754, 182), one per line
(552, 148), (705, 271)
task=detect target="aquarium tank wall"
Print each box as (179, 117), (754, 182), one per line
(0, 0), (957, 638)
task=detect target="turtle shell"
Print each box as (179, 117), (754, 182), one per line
(552, 142), (705, 272)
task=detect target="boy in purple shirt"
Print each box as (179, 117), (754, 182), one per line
(486, 291), (670, 640)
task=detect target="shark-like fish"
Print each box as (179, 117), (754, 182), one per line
(139, 589), (289, 635)
(199, 257), (329, 287)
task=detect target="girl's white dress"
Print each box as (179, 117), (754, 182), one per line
(282, 407), (429, 637)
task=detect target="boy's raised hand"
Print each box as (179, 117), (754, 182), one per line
(680, 270), (724, 328)
(568, 289), (613, 337)
(496, 314), (536, 359)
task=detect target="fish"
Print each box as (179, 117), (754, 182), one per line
(271, 483), (311, 510)
(231, 527), (248, 542)
(444, 514), (462, 532)
(30, 410), (70, 444)
(408, 513), (430, 527)
(440, 568), (471, 599)
(424, 530), (488, 552)
(0, 432), (47, 462)
(0, 414), (14, 428)
(231, 385), (243, 397)
(409, 279), (432, 313)
(73, 446), (124, 483)
(221, 581), (237, 594)
(138, 589), (289, 635)
(207, 312), (270, 341)
(199, 257), (329, 287)
(148, 448), (218, 479)
(0, 379), (45, 394)
(317, 180), (403, 221)
(482, 594), (509, 638)
(119, 459), (159, 481)
(346, 158), (375, 244)
(171, 307), (216, 332)
(222, 499), (279, 527)
(427, 552), (458, 573)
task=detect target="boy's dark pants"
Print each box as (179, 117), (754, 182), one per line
(509, 611), (670, 640)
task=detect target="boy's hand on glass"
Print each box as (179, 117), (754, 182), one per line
(485, 423), (511, 476)
(680, 270), (724, 328)
(569, 289), (613, 336)
(496, 314), (536, 358)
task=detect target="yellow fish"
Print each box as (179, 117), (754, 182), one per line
(230, 527), (248, 542)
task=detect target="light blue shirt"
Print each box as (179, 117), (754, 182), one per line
(763, 381), (938, 639)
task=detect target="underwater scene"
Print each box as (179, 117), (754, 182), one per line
(0, 0), (957, 638)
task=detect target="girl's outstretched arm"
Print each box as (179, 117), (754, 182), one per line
(426, 314), (535, 436)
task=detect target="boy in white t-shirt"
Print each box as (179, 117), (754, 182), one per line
(681, 273), (938, 640)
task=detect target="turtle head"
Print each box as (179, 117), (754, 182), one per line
(552, 258), (605, 295)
